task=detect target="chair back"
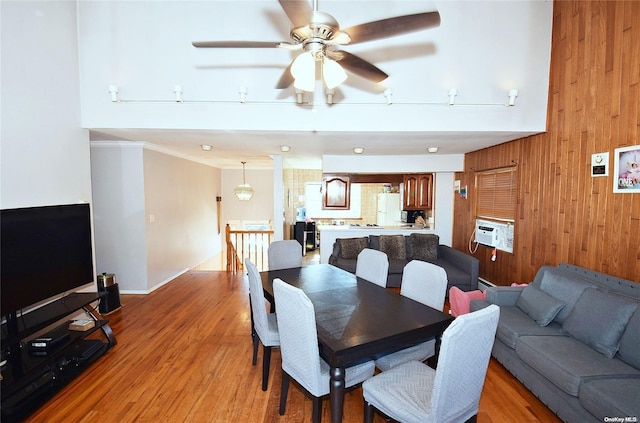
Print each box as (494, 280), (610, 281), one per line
(429, 304), (500, 422)
(273, 278), (324, 395)
(268, 240), (303, 270)
(355, 248), (389, 287)
(245, 259), (271, 339)
(400, 260), (447, 311)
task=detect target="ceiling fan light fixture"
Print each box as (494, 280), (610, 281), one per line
(323, 58), (347, 89)
(234, 161), (254, 201)
(291, 52), (316, 92)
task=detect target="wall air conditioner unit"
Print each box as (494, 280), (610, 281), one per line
(475, 219), (499, 247)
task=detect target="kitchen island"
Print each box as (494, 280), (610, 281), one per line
(318, 225), (435, 264)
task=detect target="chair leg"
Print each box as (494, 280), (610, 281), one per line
(279, 371), (290, 415)
(311, 397), (322, 423)
(261, 345), (272, 391)
(252, 336), (259, 366)
(364, 401), (375, 423)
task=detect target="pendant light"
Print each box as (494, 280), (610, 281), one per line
(234, 161), (254, 201)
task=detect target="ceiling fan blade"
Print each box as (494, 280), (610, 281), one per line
(192, 41), (289, 48)
(276, 61), (295, 89)
(327, 50), (388, 83)
(278, 0), (313, 28)
(341, 11), (441, 45)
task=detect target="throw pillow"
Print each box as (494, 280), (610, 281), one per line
(409, 233), (439, 261)
(449, 287), (486, 317)
(338, 237), (368, 259)
(516, 284), (565, 326)
(378, 235), (406, 260)
(617, 308), (640, 369)
(538, 269), (593, 323)
(561, 288), (638, 358)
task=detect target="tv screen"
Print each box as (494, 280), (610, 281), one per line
(1, 204), (94, 316)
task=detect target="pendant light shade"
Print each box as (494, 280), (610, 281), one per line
(234, 161), (254, 201)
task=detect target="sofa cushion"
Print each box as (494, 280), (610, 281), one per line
(378, 235), (406, 260)
(495, 306), (564, 349)
(338, 237), (368, 259)
(409, 233), (439, 261)
(538, 269), (593, 323)
(429, 258), (471, 290)
(516, 284), (565, 326)
(387, 258), (408, 275)
(515, 335), (640, 396)
(561, 288), (638, 358)
(618, 308), (640, 369)
(579, 377), (640, 421)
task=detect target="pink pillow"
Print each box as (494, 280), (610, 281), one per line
(511, 283), (528, 287)
(449, 287), (486, 317)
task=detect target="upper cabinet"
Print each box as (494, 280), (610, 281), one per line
(322, 174), (350, 209)
(403, 174), (433, 210)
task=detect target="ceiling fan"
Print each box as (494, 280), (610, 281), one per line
(192, 0), (440, 92)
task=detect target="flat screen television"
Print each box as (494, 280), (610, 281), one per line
(1, 203), (94, 317)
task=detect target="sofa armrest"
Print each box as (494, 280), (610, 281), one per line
(438, 245), (479, 290)
(328, 241), (341, 265)
(484, 286), (526, 307)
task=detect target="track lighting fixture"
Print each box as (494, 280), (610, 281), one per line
(174, 85), (183, 102)
(238, 86), (248, 103)
(108, 85), (119, 102)
(508, 89), (519, 106)
(384, 89), (393, 105)
(448, 88), (458, 105)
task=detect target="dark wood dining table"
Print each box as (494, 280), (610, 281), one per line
(260, 263), (454, 423)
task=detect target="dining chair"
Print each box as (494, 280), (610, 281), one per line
(268, 240), (303, 270)
(355, 248), (389, 287)
(363, 304), (500, 423)
(245, 258), (280, 391)
(272, 278), (376, 423)
(373, 260), (448, 371)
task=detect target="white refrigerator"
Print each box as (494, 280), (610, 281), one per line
(376, 193), (402, 226)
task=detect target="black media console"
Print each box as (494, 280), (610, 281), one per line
(1, 292), (117, 422)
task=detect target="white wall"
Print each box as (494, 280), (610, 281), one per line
(143, 148), (221, 289)
(90, 143), (148, 292)
(91, 142), (222, 293)
(1, 1), (91, 209)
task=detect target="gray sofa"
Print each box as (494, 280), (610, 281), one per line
(470, 263), (640, 423)
(328, 233), (479, 291)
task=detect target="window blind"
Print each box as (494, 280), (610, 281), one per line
(475, 167), (516, 222)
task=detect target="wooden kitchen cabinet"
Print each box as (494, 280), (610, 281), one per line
(403, 174), (433, 210)
(322, 174), (350, 209)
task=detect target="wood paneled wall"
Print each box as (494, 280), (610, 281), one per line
(452, 0), (640, 285)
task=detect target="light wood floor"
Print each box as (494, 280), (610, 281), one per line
(26, 267), (561, 423)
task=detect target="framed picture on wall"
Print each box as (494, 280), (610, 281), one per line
(613, 145), (640, 193)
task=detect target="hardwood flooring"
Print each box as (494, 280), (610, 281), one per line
(26, 269), (561, 423)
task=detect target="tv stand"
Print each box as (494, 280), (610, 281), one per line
(1, 292), (117, 422)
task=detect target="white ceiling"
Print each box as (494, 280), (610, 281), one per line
(82, 1), (554, 169)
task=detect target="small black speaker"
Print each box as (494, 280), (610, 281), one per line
(99, 283), (121, 314)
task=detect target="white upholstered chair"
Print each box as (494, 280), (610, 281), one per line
(268, 240), (303, 270)
(363, 305), (500, 423)
(355, 248), (389, 287)
(245, 258), (280, 391)
(272, 278), (375, 423)
(373, 260), (448, 371)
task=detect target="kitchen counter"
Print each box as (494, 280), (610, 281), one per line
(318, 225), (435, 264)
